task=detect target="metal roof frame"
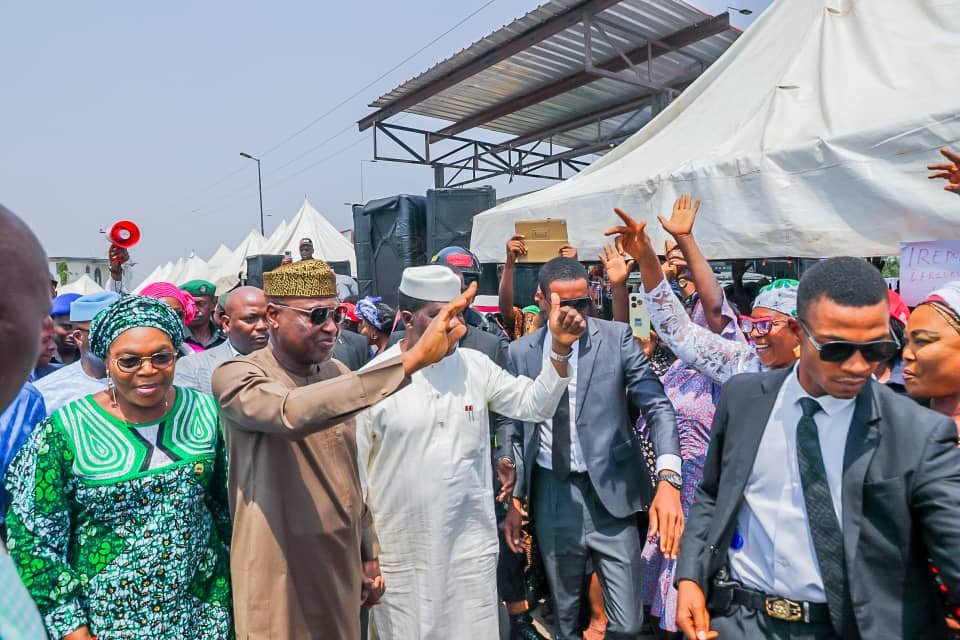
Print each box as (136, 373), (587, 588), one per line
(357, 0), (739, 186)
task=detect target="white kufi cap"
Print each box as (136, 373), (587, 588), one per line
(399, 266), (461, 303)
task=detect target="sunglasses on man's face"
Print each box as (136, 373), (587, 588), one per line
(273, 303), (345, 326)
(558, 297), (594, 313)
(797, 320), (900, 363)
(738, 315), (788, 337)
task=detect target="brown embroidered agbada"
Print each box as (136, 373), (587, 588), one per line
(213, 346), (406, 640)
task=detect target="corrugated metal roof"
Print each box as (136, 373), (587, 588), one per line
(368, 0), (739, 151)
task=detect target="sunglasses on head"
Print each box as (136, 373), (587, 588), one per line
(558, 297), (594, 313)
(797, 320), (900, 363)
(273, 303), (346, 326)
(114, 351), (177, 373)
(738, 315), (788, 337)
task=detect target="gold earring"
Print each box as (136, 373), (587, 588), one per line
(106, 373), (119, 406)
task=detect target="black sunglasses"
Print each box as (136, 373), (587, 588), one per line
(273, 303), (346, 326)
(798, 320), (900, 363)
(558, 297), (594, 313)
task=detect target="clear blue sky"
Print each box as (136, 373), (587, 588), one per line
(1, 0), (770, 279)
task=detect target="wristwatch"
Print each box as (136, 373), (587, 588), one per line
(658, 470), (682, 491)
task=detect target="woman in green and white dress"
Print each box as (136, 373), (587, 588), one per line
(5, 295), (232, 640)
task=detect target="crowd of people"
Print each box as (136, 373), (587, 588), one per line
(0, 148), (959, 640)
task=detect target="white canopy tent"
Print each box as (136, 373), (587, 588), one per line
(207, 230), (268, 292)
(470, 0), (960, 262)
(58, 274), (106, 295)
(206, 244), (233, 269)
(263, 198), (356, 275)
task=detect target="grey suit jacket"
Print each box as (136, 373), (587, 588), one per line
(507, 318), (679, 518)
(677, 367), (960, 639)
(173, 341), (235, 395)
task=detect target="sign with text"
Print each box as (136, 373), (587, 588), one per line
(899, 240), (960, 305)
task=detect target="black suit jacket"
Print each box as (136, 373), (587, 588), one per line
(677, 367), (960, 639)
(333, 329), (370, 372)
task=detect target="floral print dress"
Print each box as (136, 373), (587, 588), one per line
(636, 293), (747, 631)
(4, 387), (233, 640)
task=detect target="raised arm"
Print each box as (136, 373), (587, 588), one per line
(598, 241), (633, 323)
(607, 207), (757, 384)
(499, 234), (526, 333)
(658, 195), (728, 334)
(486, 295), (584, 423)
(213, 356), (409, 440)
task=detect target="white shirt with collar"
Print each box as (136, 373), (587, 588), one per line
(729, 365), (856, 601)
(536, 331), (682, 476)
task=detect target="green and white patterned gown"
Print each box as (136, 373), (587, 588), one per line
(4, 387), (233, 639)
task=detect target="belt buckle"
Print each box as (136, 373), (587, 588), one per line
(764, 597), (803, 622)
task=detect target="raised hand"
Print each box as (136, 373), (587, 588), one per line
(598, 242), (634, 287)
(928, 147), (960, 195)
(548, 292), (587, 349)
(605, 208), (652, 262)
(558, 244), (579, 260)
(402, 282), (476, 374)
(505, 234), (527, 263)
(658, 194), (701, 238)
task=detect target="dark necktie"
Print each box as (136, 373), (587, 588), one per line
(552, 389), (571, 480)
(796, 397), (847, 634)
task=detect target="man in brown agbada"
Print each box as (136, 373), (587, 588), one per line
(212, 259), (474, 639)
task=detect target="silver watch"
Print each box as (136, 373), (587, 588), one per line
(550, 349), (573, 362)
(658, 470), (682, 491)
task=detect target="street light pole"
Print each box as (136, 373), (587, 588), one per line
(240, 152), (265, 235)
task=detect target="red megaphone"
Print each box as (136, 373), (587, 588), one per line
(109, 220), (141, 249)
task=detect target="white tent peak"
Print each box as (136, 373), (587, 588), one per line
(58, 274), (106, 295)
(264, 198), (356, 274)
(471, 0), (960, 261)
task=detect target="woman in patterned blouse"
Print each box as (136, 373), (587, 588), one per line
(5, 296), (232, 640)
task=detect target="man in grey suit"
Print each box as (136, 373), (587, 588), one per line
(174, 286), (269, 394)
(504, 257), (682, 640)
(676, 257), (960, 640)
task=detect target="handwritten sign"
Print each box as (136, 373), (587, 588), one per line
(899, 240), (960, 305)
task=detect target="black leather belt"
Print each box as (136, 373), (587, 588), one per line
(729, 586), (831, 624)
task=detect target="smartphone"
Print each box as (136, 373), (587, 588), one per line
(284, 250), (292, 259)
(628, 293), (651, 340)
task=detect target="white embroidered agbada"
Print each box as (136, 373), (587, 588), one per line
(357, 342), (568, 639)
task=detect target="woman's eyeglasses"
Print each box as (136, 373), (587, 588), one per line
(114, 351), (177, 373)
(738, 315), (787, 337)
(797, 320), (900, 363)
(272, 303), (346, 326)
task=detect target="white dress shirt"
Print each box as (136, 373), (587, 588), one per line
(536, 331), (681, 476)
(729, 366), (856, 601)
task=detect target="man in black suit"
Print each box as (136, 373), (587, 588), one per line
(334, 326), (371, 371)
(676, 257), (960, 640)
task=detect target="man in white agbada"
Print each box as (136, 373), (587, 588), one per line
(357, 265), (585, 639)
(35, 292), (119, 412)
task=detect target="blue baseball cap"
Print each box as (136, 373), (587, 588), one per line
(70, 292), (121, 322)
(51, 293), (82, 317)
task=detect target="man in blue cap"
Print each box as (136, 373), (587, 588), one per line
(35, 292), (119, 413)
(49, 293), (82, 365)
